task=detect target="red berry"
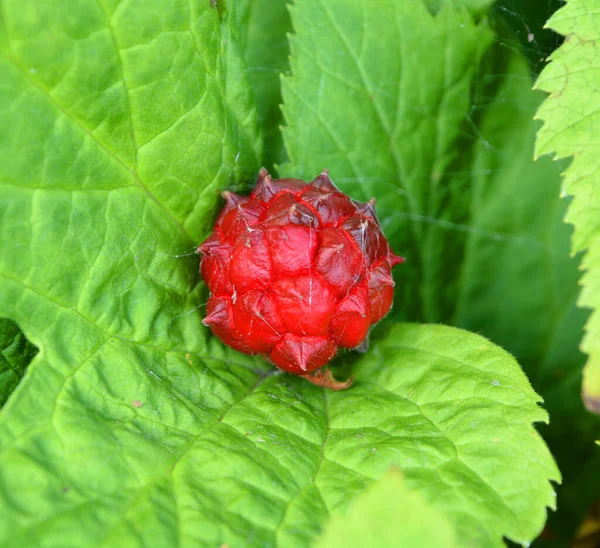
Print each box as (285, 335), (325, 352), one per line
(198, 169), (404, 388)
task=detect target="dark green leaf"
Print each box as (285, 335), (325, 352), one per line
(0, 319), (37, 407)
(237, 0), (292, 173)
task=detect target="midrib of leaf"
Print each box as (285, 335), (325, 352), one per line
(1, 25), (194, 243)
(273, 388), (329, 543)
(95, 0), (138, 161)
(318, 0), (420, 235)
(88, 375), (270, 546)
(281, 0), (495, 323)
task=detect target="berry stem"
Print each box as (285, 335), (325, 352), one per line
(301, 368), (354, 390)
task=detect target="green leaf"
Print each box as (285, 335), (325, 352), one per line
(424, 0), (494, 17)
(315, 467), (457, 547)
(236, 0), (292, 172)
(280, 0), (585, 362)
(0, 319), (37, 407)
(535, 0), (600, 414)
(495, 0), (566, 75)
(448, 29), (600, 543)
(451, 27), (583, 389)
(282, 0), (496, 324)
(0, 0), (260, 242)
(279, 0), (586, 406)
(280, 0), (582, 360)
(0, 310), (559, 546)
(328, 324), (559, 547)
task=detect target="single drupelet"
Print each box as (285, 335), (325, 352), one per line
(198, 169), (403, 389)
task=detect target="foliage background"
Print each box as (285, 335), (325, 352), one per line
(0, 0), (598, 546)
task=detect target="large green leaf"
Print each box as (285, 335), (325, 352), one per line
(315, 468), (457, 547)
(0, 311), (559, 546)
(535, 0), (600, 413)
(0, 319), (37, 407)
(0, 0), (261, 242)
(280, 0), (583, 356)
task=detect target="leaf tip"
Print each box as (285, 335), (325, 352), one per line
(582, 392), (600, 415)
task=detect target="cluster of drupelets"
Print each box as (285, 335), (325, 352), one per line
(198, 169), (403, 389)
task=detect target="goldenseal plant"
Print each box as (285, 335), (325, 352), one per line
(198, 169), (404, 389)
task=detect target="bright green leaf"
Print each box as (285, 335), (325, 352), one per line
(0, 0), (260, 242)
(327, 324), (559, 547)
(0, 319), (37, 407)
(535, 0), (600, 413)
(0, 310), (559, 546)
(315, 467), (457, 548)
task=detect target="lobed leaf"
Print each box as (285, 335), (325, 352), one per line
(535, 0), (600, 413)
(0, 310), (559, 547)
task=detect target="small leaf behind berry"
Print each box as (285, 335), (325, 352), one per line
(315, 467), (457, 548)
